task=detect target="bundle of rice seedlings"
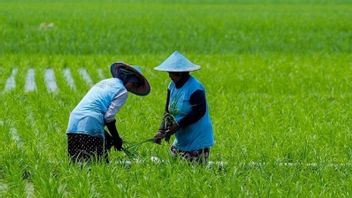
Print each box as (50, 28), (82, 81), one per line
(122, 138), (154, 159)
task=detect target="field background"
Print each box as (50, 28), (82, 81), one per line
(1, 0), (352, 197)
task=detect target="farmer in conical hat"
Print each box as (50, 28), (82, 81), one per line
(153, 51), (214, 163)
(66, 62), (150, 163)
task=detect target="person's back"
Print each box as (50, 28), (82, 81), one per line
(68, 78), (127, 137)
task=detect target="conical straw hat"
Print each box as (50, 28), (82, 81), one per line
(154, 51), (200, 72)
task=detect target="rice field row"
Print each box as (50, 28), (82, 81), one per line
(2, 67), (106, 93)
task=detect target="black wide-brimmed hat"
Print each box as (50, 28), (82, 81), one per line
(110, 62), (151, 96)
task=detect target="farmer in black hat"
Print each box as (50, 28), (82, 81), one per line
(153, 51), (214, 163)
(66, 62), (150, 163)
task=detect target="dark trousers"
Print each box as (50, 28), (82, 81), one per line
(67, 131), (113, 163)
(170, 145), (210, 164)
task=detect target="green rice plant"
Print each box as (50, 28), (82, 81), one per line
(168, 90), (183, 116)
(161, 112), (178, 131)
(122, 138), (154, 160)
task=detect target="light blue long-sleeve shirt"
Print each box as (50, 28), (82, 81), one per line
(67, 78), (128, 138)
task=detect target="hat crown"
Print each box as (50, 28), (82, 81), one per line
(154, 51), (200, 72)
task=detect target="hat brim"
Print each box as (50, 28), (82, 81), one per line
(110, 62), (150, 96)
(153, 65), (201, 72)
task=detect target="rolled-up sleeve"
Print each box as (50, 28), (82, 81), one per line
(104, 90), (128, 123)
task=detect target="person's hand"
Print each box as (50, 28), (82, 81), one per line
(164, 123), (179, 142)
(167, 123), (179, 134)
(153, 130), (165, 144)
(105, 132), (114, 151)
(113, 137), (123, 151)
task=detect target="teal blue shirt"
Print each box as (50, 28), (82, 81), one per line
(168, 76), (214, 151)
